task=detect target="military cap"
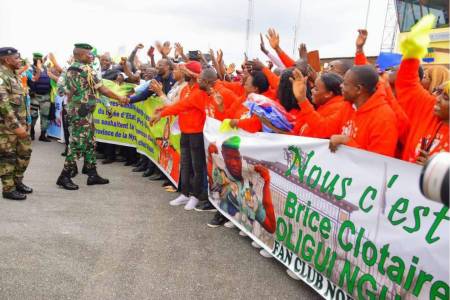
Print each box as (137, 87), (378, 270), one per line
(0, 47), (18, 57)
(222, 136), (241, 150)
(32, 52), (43, 58)
(74, 43), (93, 50)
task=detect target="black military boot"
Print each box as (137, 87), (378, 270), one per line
(57, 169), (79, 190)
(39, 130), (51, 142)
(30, 127), (35, 141)
(86, 166), (110, 185)
(16, 182), (33, 194)
(82, 163), (89, 175)
(70, 164), (79, 178)
(2, 190), (26, 200)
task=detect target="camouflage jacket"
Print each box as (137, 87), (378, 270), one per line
(0, 64), (26, 133)
(65, 61), (103, 117)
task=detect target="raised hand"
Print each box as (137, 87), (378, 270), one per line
(266, 28), (280, 50)
(147, 46), (155, 57)
(260, 33), (269, 55)
(356, 29), (368, 52)
(119, 57), (127, 66)
(289, 68), (308, 103)
(135, 43), (144, 50)
(249, 58), (265, 71)
(216, 49), (224, 64)
(162, 41), (172, 57)
(175, 42), (184, 56)
(155, 41), (163, 55)
(254, 164), (270, 181)
(226, 63), (236, 75)
(298, 43), (307, 60)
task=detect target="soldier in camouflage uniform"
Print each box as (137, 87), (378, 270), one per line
(0, 47), (33, 200)
(56, 43), (128, 190)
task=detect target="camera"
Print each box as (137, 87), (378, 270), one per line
(420, 152), (449, 206)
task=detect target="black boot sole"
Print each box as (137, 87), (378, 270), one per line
(56, 179), (79, 190)
(87, 179), (110, 185)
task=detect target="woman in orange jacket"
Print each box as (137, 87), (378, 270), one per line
(292, 65), (398, 157)
(395, 58), (449, 164)
(294, 72), (353, 138)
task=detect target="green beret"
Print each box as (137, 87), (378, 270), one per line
(222, 136), (241, 150)
(32, 52), (43, 58)
(74, 43), (93, 50)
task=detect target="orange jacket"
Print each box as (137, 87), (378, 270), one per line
(295, 96), (353, 138)
(219, 80), (245, 97)
(342, 88), (399, 157)
(277, 49), (296, 68)
(354, 52), (410, 150)
(160, 84), (208, 134)
(207, 83), (241, 121)
(354, 52), (369, 66)
(395, 59), (449, 162)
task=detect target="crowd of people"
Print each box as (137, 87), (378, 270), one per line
(0, 15), (449, 281)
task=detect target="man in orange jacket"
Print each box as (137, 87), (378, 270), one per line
(150, 61), (209, 211)
(330, 65), (398, 157)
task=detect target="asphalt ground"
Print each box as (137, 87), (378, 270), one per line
(0, 137), (321, 300)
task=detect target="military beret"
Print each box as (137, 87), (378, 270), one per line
(32, 52), (43, 58)
(222, 136), (241, 150)
(74, 43), (93, 50)
(0, 47), (18, 57)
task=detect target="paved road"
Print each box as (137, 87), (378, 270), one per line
(0, 137), (321, 300)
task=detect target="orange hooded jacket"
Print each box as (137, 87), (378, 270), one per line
(342, 88), (399, 157)
(395, 58), (449, 162)
(295, 96), (353, 138)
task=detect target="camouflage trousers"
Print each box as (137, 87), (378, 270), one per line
(0, 134), (32, 192)
(64, 113), (96, 171)
(31, 93), (51, 131)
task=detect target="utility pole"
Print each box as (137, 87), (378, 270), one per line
(292, 0), (303, 56)
(245, 0), (254, 56)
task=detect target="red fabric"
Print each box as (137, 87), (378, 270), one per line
(262, 88), (277, 101)
(295, 96), (353, 138)
(237, 115), (262, 133)
(354, 52), (369, 65)
(277, 49), (296, 67)
(395, 59), (449, 162)
(160, 84), (208, 133)
(219, 80), (245, 97)
(262, 67), (280, 91)
(380, 80), (410, 149)
(342, 88), (399, 157)
(207, 84), (241, 121)
(185, 61), (202, 74)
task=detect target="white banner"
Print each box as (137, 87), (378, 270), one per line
(204, 118), (449, 300)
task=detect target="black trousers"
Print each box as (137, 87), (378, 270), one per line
(180, 133), (206, 198)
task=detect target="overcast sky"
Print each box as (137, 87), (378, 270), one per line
(1, 0), (388, 65)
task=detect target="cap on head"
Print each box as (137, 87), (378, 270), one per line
(222, 136), (241, 150)
(32, 52), (43, 59)
(0, 47), (18, 58)
(185, 61), (202, 75)
(74, 43), (94, 50)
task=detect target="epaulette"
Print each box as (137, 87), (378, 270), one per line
(67, 66), (83, 73)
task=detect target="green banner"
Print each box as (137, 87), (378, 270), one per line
(93, 80), (181, 185)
